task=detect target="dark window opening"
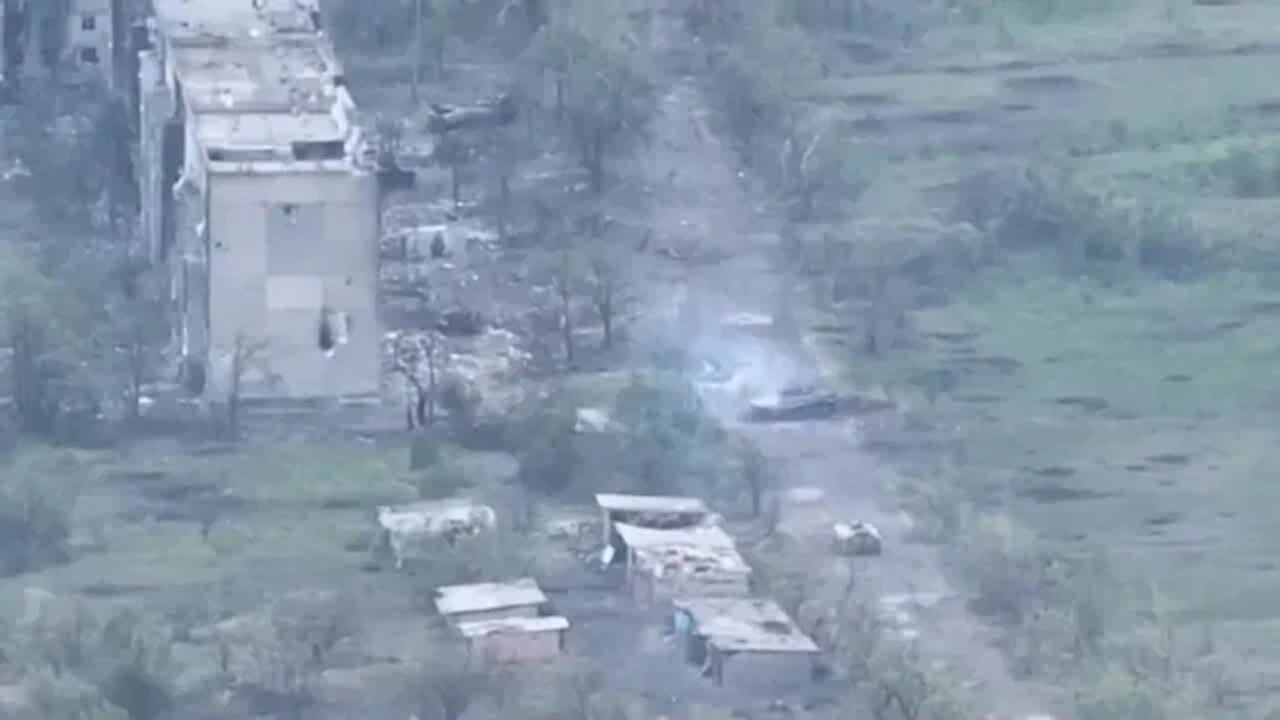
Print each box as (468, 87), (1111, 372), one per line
(291, 140), (344, 161)
(183, 356), (206, 396)
(81, 14), (97, 31)
(317, 310), (350, 355)
(79, 46), (99, 64)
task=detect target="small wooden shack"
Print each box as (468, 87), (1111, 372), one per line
(672, 597), (821, 693)
(596, 493), (712, 554)
(613, 522), (752, 605)
(434, 579), (569, 664)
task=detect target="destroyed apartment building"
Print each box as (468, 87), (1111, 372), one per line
(136, 0), (380, 400)
(434, 578), (570, 664)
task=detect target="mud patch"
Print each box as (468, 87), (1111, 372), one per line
(79, 581), (145, 598)
(914, 109), (980, 126)
(1125, 463), (1149, 473)
(1016, 482), (1112, 503)
(1147, 453), (1190, 466)
(1053, 396), (1109, 413)
(1004, 74), (1084, 93)
(840, 92), (895, 108)
(926, 330), (979, 344)
(105, 469), (170, 485)
(141, 481), (220, 504)
(1163, 374), (1192, 383)
(1029, 465), (1075, 478)
(1144, 511), (1182, 527)
(947, 355), (1022, 375)
(1253, 100), (1280, 117)
(954, 394), (1001, 404)
(844, 115), (886, 133)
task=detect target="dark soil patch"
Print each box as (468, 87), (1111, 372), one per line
(1054, 396), (1110, 413)
(1144, 511), (1182, 527)
(811, 323), (852, 334)
(79, 581), (146, 598)
(840, 92), (895, 107)
(141, 481), (220, 504)
(1246, 299), (1280, 315)
(844, 115), (886, 133)
(1254, 100), (1280, 117)
(321, 497), (365, 510)
(1003, 74), (1084, 93)
(1017, 483), (1112, 503)
(104, 469), (170, 486)
(1147, 453), (1190, 466)
(1003, 102), (1034, 113)
(1029, 465), (1076, 478)
(1125, 463), (1149, 472)
(948, 355), (1022, 375)
(914, 109), (980, 126)
(1163, 374), (1192, 383)
(926, 330), (979, 343)
(954, 394), (1001, 404)
(1140, 40), (1198, 58)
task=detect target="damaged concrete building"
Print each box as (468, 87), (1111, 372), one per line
(1, 0), (120, 87)
(136, 0), (380, 400)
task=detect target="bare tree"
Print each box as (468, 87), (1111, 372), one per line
(736, 440), (772, 518)
(553, 249), (580, 367)
(434, 133), (473, 210)
(587, 252), (627, 350)
(394, 331), (444, 429)
(224, 334), (269, 442)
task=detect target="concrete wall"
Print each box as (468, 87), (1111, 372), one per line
(203, 169), (380, 399)
(716, 650), (816, 696)
(137, 47), (173, 264)
(627, 564), (751, 607)
(468, 629), (564, 664)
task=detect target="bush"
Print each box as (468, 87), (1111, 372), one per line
(16, 601), (173, 720)
(955, 513), (1049, 624)
(0, 452), (76, 576)
(953, 165), (1207, 278)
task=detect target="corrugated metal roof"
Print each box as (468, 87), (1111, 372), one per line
(434, 579), (549, 617)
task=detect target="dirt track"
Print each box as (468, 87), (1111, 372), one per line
(614, 2), (1058, 717)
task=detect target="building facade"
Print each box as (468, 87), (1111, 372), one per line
(137, 0), (380, 400)
(1, 0), (119, 88)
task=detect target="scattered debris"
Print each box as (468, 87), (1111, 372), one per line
(832, 521), (882, 556)
(427, 94), (520, 134)
(374, 498), (496, 569)
(574, 407), (616, 434)
(613, 522), (752, 603)
(748, 384), (839, 422)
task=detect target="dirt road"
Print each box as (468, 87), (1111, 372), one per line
(618, 3), (1055, 717)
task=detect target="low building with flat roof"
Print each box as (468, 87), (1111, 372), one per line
(455, 615), (570, 664)
(434, 578), (549, 624)
(596, 493), (713, 552)
(671, 597), (821, 692)
(435, 579), (569, 664)
(613, 522), (752, 605)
